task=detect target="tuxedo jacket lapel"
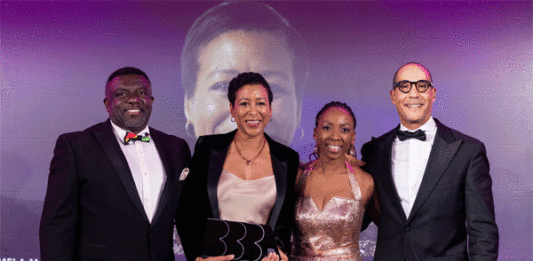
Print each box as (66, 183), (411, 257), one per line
(92, 120), (150, 223)
(266, 135), (288, 230)
(379, 127), (409, 222)
(204, 131), (235, 219)
(150, 129), (176, 225)
(202, 130), (288, 229)
(207, 146), (229, 219)
(407, 120), (462, 222)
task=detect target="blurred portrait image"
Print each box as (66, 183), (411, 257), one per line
(181, 2), (309, 146)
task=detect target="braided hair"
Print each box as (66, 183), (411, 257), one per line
(310, 101), (357, 161)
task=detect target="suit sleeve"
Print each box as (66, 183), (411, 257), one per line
(39, 134), (80, 261)
(465, 142), (499, 260)
(176, 137), (208, 261)
(273, 150), (298, 254)
(360, 141), (374, 231)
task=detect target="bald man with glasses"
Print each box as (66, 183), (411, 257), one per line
(361, 62), (499, 261)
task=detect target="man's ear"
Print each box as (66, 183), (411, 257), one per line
(390, 89), (396, 104)
(103, 98), (109, 112)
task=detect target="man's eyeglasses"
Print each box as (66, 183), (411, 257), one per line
(394, 80), (432, 93)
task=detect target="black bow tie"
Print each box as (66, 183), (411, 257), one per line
(397, 129), (426, 141)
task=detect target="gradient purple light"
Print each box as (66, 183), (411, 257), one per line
(1, 1), (531, 260)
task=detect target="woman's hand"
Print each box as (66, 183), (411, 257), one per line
(195, 255), (234, 261)
(196, 247), (287, 261)
(260, 250), (287, 261)
(261, 252), (279, 261)
(260, 246), (288, 261)
(278, 248), (288, 261)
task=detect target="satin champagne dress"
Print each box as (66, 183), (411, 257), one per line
(217, 169), (276, 225)
(291, 162), (364, 261)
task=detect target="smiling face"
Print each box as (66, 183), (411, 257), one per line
(230, 84), (272, 138)
(185, 30), (297, 145)
(314, 107), (356, 161)
(104, 74), (154, 133)
(390, 63), (436, 130)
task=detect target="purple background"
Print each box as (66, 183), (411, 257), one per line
(1, 1), (531, 260)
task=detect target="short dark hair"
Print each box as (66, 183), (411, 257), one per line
(107, 67), (150, 84)
(228, 72), (273, 106)
(392, 62), (433, 89)
(181, 2), (309, 102)
(315, 101), (357, 130)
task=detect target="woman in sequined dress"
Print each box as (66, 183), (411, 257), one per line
(290, 102), (379, 261)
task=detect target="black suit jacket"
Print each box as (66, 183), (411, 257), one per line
(361, 119), (498, 261)
(39, 120), (191, 261)
(176, 130), (299, 261)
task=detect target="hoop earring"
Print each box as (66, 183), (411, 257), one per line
(349, 144), (357, 158)
(231, 117), (235, 122)
(185, 122), (195, 138)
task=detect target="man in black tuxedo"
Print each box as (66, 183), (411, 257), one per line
(361, 62), (498, 261)
(39, 67), (191, 261)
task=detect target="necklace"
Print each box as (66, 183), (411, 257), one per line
(234, 137), (267, 165)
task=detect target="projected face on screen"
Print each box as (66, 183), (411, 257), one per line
(187, 30), (297, 145)
(181, 2), (308, 146)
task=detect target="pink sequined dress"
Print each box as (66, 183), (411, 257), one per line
(290, 162), (364, 261)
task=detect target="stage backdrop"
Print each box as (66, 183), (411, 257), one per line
(1, 1), (531, 260)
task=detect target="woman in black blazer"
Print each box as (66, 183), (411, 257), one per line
(177, 72), (299, 261)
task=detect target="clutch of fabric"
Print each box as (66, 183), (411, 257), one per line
(202, 218), (278, 260)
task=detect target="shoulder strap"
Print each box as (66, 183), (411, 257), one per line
(346, 161), (362, 200)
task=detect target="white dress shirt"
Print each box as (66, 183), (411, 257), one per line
(111, 121), (166, 223)
(391, 117), (437, 218)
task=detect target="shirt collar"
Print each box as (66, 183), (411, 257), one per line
(110, 120), (150, 142)
(399, 116), (436, 132)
